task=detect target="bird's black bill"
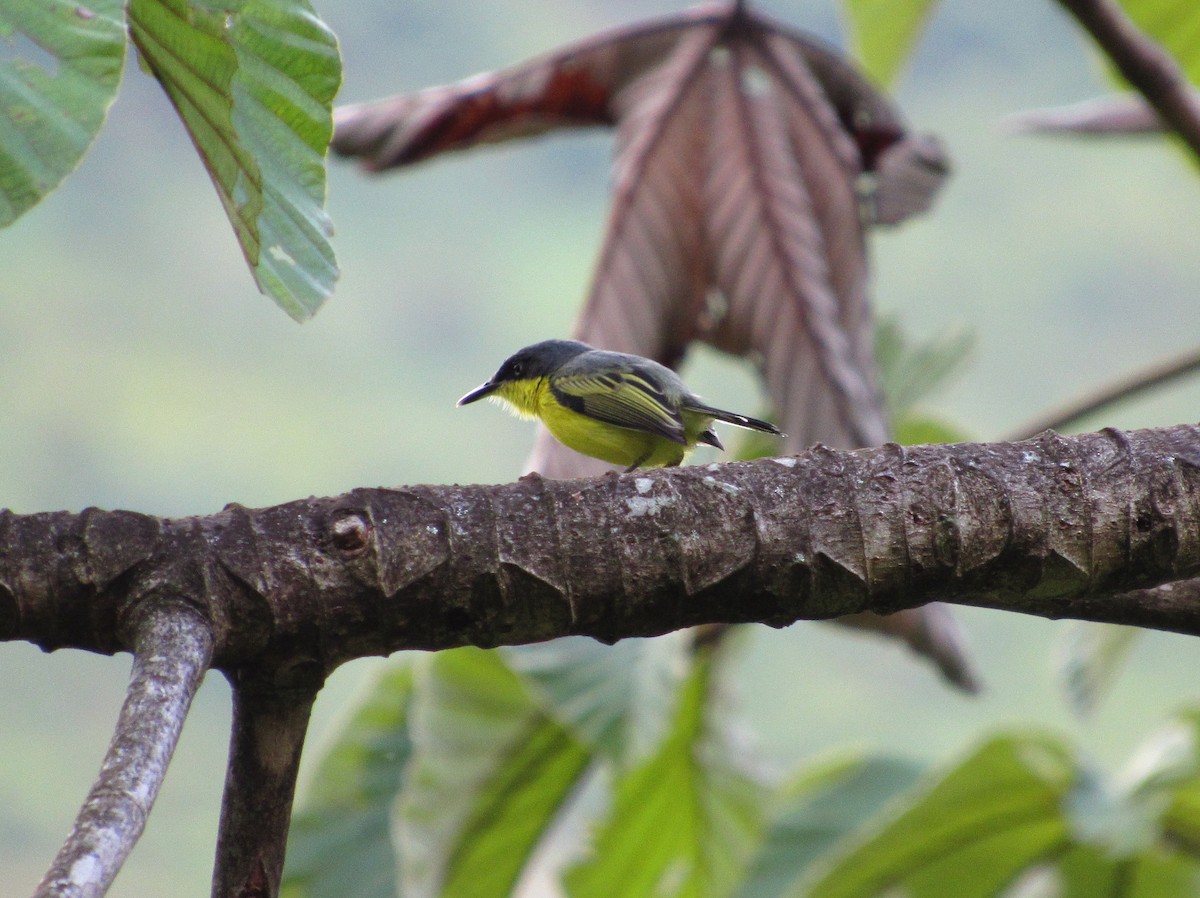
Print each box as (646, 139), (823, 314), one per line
(457, 381), (501, 406)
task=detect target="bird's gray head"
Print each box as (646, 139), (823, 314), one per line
(458, 340), (593, 406)
(490, 340), (592, 383)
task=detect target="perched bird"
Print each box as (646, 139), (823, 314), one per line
(458, 340), (784, 471)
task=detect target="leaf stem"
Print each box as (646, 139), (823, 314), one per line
(1009, 344), (1200, 439)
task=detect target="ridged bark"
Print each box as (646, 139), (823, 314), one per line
(3, 425), (1198, 678)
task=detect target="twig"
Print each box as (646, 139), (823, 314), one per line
(33, 603), (214, 898)
(1009, 344), (1200, 439)
(1056, 0), (1200, 161)
(1002, 94), (1162, 136)
(211, 676), (319, 898)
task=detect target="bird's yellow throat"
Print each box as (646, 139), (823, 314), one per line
(492, 377), (549, 421)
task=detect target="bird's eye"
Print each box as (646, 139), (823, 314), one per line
(511, 362), (523, 377)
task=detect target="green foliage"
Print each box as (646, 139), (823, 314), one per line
(500, 633), (691, 762)
(875, 316), (974, 445)
(564, 652), (768, 898)
(803, 736), (1076, 898)
(282, 663), (415, 898)
(397, 648), (592, 898)
(840, 0), (940, 87)
(2, 0), (340, 317)
(875, 316), (973, 420)
(285, 641), (927, 898)
(735, 755), (923, 898)
(0, 0), (126, 225)
(283, 649), (1200, 898)
(802, 715), (1200, 898)
(127, 0), (340, 318)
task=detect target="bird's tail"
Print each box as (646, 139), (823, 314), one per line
(693, 404), (785, 437)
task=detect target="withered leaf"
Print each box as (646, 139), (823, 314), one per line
(335, 3), (971, 690)
(333, 2), (948, 472)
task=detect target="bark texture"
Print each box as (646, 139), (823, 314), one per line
(211, 676), (317, 898)
(2, 425), (1199, 680)
(32, 603), (213, 898)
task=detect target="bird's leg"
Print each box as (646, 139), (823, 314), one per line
(624, 452), (652, 473)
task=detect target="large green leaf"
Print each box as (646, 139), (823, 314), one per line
(281, 662), (415, 898)
(802, 736), (1076, 898)
(398, 648), (592, 898)
(1054, 845), (1200, 898)
(735, 755), (923, 898)
(840, 0), (941, 87)
(1118, 0), (1200, 83)
(127, 0), (340, 319)
(500, 633), (692, 763)
(0, 0), (126, 226)
(564, 655), (768, 898)
(799, 718), (1200, 898)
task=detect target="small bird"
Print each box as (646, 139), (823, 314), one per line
(458, 340), (784, 471)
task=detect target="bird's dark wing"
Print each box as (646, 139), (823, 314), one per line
(550, 369), (688, 445)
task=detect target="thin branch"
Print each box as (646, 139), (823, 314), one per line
(1056, 0), (1200, 161)
(33, 602), (214, 898)
(1009, 344), (1200, 439)
(211, 676), (319, 898)
(1003, 94), (1163, 136)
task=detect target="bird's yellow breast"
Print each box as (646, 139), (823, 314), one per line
(494, 377), (687, 468)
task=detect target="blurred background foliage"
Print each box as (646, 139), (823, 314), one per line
(4, 0), (1200, 895)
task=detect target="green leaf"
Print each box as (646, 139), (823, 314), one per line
(281, 662), (416, 898)
(500, 633), (692, 763)
(1056, 621), (1140, 717)
(735, 754), (923, 898)
(802, 736), (1076, 898)
(1055, 845), (1200, 898)
(0, 0), (126, 226)
(1117, 0), (1200, 84)
(127, 0), (340, 319)
(840, 0), (941, 87)
(398, 648), (592, 898)
(564, 655), (768, 898)
(875, 316), (975, 419)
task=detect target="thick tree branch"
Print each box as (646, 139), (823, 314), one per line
(33, 603), (213, 898)
(1056, 0), (1200, 160)
(2, 425), (1199, 677)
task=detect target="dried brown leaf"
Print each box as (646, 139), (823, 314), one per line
(334, 3), (968, 686)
